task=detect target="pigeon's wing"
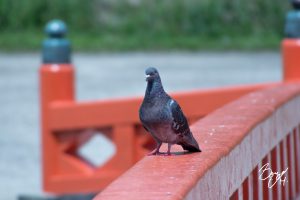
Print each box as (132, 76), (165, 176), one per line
(169, 99), (190, 136)
(169, 99), (201, 152)
(139, 105), (149, 132)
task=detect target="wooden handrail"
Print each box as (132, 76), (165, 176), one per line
(94, 83), (300, 200)
(39, 16), (300, 195)
(40, 62), (273, 193)
(48, 83), (273, 131)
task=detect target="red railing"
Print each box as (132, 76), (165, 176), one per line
(91, 38), (300, 199)
(40, 23), (300, 197)
(40, 64), (268, 193)
(94, 83), (300, 200)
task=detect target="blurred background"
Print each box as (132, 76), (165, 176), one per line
(0, 0), (288, 51)
(0, 0), (289, 199)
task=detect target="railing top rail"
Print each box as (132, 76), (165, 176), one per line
(48, 83), (272, 130)
(94, 82), (300, 200)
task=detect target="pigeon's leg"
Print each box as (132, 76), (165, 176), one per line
(166, 143), (172, 156)
(147, 141), (162, 156)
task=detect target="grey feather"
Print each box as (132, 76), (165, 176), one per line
(139, 67), (201, 154)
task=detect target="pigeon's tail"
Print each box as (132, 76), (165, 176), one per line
(179, 132), (201, 152)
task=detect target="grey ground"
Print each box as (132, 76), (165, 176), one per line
(0, 51), (281, 200)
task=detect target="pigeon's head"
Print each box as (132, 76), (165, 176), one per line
(145, 67), (160, 82)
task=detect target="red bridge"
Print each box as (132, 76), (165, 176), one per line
(40, 17), (300, 200)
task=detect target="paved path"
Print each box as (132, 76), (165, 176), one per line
(0, 52), (281, 199)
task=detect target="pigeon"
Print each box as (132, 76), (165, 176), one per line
(139, 67), (201, 155)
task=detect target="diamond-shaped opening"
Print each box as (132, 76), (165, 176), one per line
(77, 131), (116, 168)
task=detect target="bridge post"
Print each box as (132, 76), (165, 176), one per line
(282, 0), (300, 81)
(39, 19), (75, 191)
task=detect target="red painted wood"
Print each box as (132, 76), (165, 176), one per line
(295, 126), (300, 195)
(48, 84), (270, 131)
(94, 83), (300, 200)
(262, 155), (270, 200)
(287, 132), (297, 198)
(271, 147), (280, 200)
(40, 64), (75, 192)
(287, 133), (292, 199)
(230, 190), (239, 200)
(282, 39), (300, 81)
(280, 139), (289, 200)
(242, 177), (249, 200)
(39, 37), (300, 196)
(252, 166), (259, 200)
(40, 62), (272, 194)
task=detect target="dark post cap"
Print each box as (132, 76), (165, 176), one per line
(42, 19), (71, 64)
(291, 0), (300, 10)
(45, 19), (67, 38)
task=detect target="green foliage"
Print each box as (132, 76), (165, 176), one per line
(0, 0), (95, 31)
(0, 0), (291, 50)
(100, 0), (288, 37)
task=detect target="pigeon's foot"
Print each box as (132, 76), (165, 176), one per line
(147, 150), (163, 156)
(165, 143), (172, 156)
(147, 150), (174, 156)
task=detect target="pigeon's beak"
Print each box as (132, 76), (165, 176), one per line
(145, 74), (150, 81)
